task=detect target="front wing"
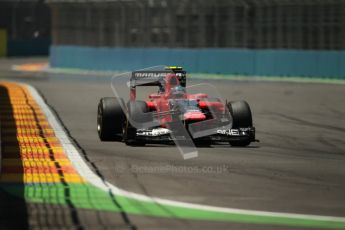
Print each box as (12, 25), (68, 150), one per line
(135, 127), (255, 144)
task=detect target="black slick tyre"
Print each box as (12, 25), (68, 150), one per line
(123, 100), (149, 146)
(227, 100), (252, 147)
(97, 97), (125, 141)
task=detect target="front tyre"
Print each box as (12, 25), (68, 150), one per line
(97, 97), (125, 141)
(123, 100), (149, 146)
(227, 100), (253, 147)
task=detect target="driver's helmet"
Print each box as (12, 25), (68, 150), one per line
(170, 85), (186, 98)
(158, 85), (165, 93)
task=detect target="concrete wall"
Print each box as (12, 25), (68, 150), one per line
(0, 29), (50, 57)
(7, 38), (50, 57)
(50, 45), (345, 78)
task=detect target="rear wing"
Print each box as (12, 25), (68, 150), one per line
(131, 69), (186, 88)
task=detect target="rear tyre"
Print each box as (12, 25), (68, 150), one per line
(123, 100), (149, 146)
(97, 97), (125, 141)
(227, 100), (252, 147)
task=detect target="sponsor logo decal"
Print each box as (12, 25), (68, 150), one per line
(137, 128), (171, 136)
(217, 129), (240, 136)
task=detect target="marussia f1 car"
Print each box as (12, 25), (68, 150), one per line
(97, 66), (256, 147)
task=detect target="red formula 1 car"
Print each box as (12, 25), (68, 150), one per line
(97, 67), (255, 147)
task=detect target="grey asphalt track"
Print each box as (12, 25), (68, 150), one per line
(0, 59), (345, 229)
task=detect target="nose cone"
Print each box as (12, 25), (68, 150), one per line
(184, 111), (206, 121)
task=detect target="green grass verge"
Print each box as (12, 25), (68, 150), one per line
(1, 183), (345, 229)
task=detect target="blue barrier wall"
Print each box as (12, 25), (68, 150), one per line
(50, 45), (345, 78)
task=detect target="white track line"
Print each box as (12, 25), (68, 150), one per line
(25, 83), (345, 222)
